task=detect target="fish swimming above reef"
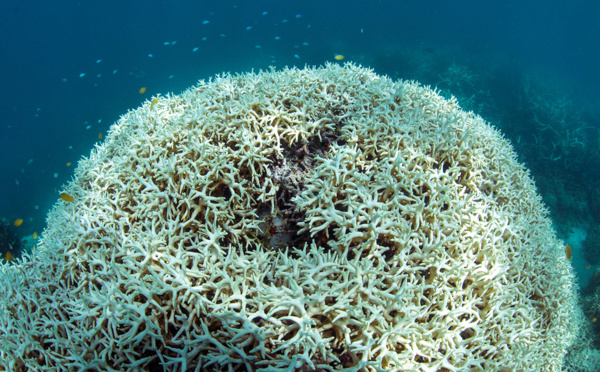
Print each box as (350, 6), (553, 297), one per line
(60, 193), (74, 202)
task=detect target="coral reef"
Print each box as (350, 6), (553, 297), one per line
(436, 63), (493, 115)
(562, 308), (600, 372)
(583, 226), (600, 265)
(575, 268), (600, 372)
(519, 76), (600, 177)
(0, 64), (578, 371)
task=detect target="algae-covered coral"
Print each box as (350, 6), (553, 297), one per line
(0, 63), (578, 371)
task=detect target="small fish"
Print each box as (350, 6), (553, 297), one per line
(593, 318), (597, 323)
(334, 54), (344, 61)
(565, 244), (572, 260)
(98, 133), (102, 140)
(5, 252), (12, 261)
(139, 86), (147, 94)
(586, 265), (591, 270)
(150, 97), (160, 110)
(33, 232), (38, 240)
(14, 219), (23, 227)
(66, 162), (72, 167)
(60, 193), (75, 202)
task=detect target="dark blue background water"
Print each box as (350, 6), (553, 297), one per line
(1, 0), (599, 245)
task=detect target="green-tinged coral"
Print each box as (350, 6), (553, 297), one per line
(0, 63), (578, 371)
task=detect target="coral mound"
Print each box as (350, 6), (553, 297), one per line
(0, 64), (578, 371)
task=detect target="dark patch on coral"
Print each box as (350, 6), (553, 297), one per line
(260, 128), (342, 254)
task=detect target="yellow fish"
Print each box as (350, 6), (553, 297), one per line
(5, 252), (12, 261)
(14, 219), (23, 227)
(66, 162), (72, 167)
(60, 193), (75, 202)
(565, 244), (572, 260)
(33, 232), (38, 240)
(98, 133), (103, 140)
(139, 86), (147, 94)
(334, 54), (344, 60)
(150, 97), (160, 110)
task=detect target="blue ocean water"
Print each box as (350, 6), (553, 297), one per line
(1, 0), (599, 289)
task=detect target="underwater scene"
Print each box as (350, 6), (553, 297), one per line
(1, 0), (599, 371)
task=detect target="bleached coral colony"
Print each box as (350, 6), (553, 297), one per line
(0, 64), (579, 371)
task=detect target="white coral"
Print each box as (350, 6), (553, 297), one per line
(0, 63), (578, 371)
